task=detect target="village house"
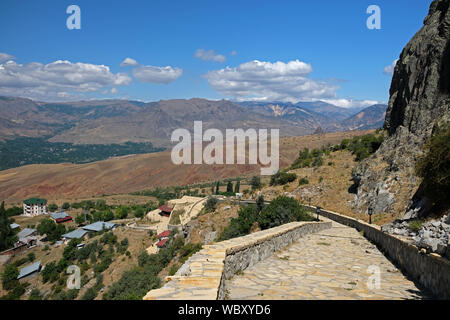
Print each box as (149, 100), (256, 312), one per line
(50, 210), (73, 223)
(22, 198), (48, 217)
(158, 205), (173, 217)
(155, 230), (171, 249)
(17, 261), (41, 280)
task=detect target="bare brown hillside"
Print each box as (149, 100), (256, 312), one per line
(0, 130), (372, 204)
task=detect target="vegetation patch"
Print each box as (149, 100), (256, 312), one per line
(0, 137), (164, 171)
(416, 123), (450, 208)
(333, 131), (385, 161)
(269, 171), (297, 186)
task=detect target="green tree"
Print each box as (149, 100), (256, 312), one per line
(0, 202), (17, 251)
(134, 207), (145, 218)
(226, 181), (233, 193)
(416, 123), (450, 205)
(48, 203), (58, 212)
(61, 202), (70, 210)
(37, 218), (66, 242)
(1, 264), (19, 290)
(115, 206), (129, 220)
(29, 288), (42, 300)
(250, 176), (261, 190)
(204, 197), (218, 213)
(256, 195), (265, 213)
(234, 180), (240, 193)
(219, 205), (258, 241)
(75, 214), (86, 225)
(257, 196), (314, 230)
(27, 252), (35, 262)
(215, 181), (220, 195)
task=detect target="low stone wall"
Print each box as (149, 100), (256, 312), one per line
(307, 206), (450, 299)
(143, 220), (331, 300)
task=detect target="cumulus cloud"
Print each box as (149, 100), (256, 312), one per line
(0, 52), (15, 63)
(132, 65), (182, 84)
(195, 49), (226, 63)
(320, 98), (380, 109)
(204, 59), (339, 103)
(383, 59), (399, 75)
(0, 56), (132, 101)
(120, 57), (139, 67)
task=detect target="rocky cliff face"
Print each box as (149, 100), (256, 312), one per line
(352, 0), (450, 219)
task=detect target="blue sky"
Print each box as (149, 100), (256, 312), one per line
(0, 0), (432, 107)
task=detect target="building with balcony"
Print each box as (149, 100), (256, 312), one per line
(23, 198), (48, 217)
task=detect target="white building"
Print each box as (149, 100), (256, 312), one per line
(23, 198), (48, 217)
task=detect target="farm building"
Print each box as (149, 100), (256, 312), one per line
(50, 211), (73, 223)
(158, 205), (173, 217)
(156, 238), (168, 248)
(17, 261), (41, 280)
(82, 221), (116, 232)
(10, 223), (20, 230)
(157, 230), (171, 240)
(62, 229), (88, 240)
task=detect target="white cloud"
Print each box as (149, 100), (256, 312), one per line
(0, 52), (15, 63)
(230, 50), (238, 56)
(383, 59), (399, 75)
(195, 49), (226, 63)
(0, 57), (132, 101)
(320, 98), (380, 109)
(132, 65), (182, 84)
(204, 59), (338, 103)
(120, 57), (139, 67)
(110, 87), (118, 94)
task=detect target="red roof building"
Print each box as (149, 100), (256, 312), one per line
(158, 205), (173, 217)
(55, 216), (73, 223)
(156, 238), (168, 248)
(157, 230), (171, 239)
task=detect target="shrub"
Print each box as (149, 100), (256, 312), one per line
(298, 177), (309, 185)
(204, 197), (218, 214)
(41, 262), (59, 283)
(408, 220), (423, 233)
(257, 196), (314, 230)
(27, 252), (35, 262)
(218, 205), (258, 241)
(416, 123), (450, 205)
(168, 264), (179, 276)
(62, 202), (70, 210)
(290, 147), (326, 169)
(1, 264), (19, 291)
(29, 288), (42, 300)
(250, 176), (261, 190)
(336, 133), (385, 161)
(269, 171), (297, 186)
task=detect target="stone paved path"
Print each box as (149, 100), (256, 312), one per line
(226, 219), (430, 300)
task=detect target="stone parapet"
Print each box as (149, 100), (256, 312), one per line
(143, 220), (331, 300)
(307, 206), (450, 299)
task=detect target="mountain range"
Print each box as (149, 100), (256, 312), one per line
(0, 96), (387, 148)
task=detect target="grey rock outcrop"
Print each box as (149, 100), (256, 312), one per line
(382, 214), (450, 257)
(353, 0), (450, 216)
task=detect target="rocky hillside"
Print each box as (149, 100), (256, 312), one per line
(0, 96), (386, 148)
(352, 0), (450, 219)
(341, 104), (387, 131)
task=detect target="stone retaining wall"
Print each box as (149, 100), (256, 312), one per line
(307, 206), (450, 299)
(143, 220), (331, 300)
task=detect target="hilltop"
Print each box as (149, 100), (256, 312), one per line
(0, 130), (373, 205)
(0, 96), (386, 148)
